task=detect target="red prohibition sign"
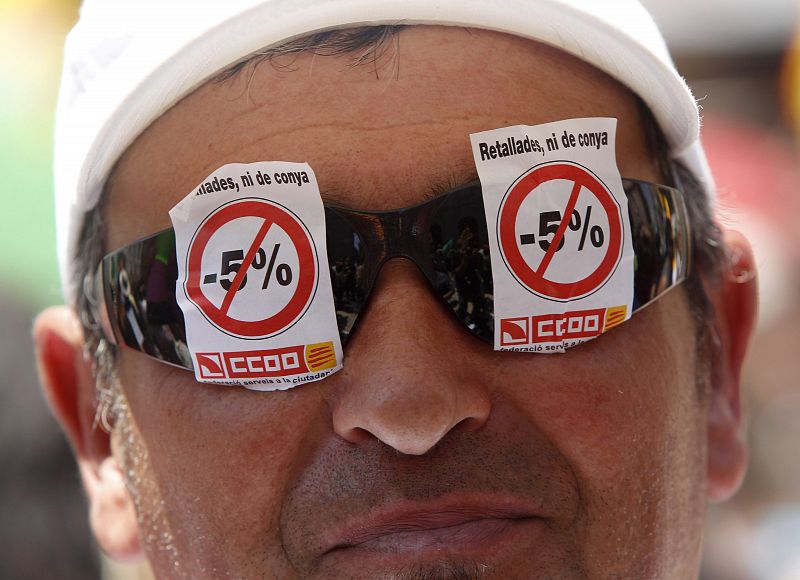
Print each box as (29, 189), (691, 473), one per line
(498, 162), (622, 300)
(186, 199), (317, 338)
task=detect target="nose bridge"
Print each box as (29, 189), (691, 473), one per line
(358, 201), (434, 275)
(330, 261), (491, 456)
(343, 206), (437, 338)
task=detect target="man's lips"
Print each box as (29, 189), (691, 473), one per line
(323, 495), (543, 557)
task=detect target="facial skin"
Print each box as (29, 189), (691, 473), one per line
(36, 27), (758, 579)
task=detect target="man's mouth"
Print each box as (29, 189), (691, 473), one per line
(322, 495), (543, 559)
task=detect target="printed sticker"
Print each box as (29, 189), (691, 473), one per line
(170, 162), (342, 389)
(470, 118), (634, 352)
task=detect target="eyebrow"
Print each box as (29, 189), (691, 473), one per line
(425, 170), (481, 200)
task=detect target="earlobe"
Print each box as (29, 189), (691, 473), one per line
(34, 306), (144, 562)
(89, 456), (144, 562)
(706, 231), (758, 502)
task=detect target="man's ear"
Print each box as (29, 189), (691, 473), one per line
(34, 306), (143, 562)
(706, 230), (758, 502)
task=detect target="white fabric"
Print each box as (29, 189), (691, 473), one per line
(55, 0), (710, 304)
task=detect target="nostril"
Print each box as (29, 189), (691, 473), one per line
(454, 415), (489, 434)
(337, 426), (374, 446)
(371, 427), (452, 456)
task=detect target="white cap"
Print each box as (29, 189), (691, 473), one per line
(55, 0), (711, 304)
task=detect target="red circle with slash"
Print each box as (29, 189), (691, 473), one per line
(497, 162), (623, 301)
(186, 199), (317, 338)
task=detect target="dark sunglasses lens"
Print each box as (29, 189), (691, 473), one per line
(324, 209), (369, 342)
(425, 185), (494, 343)
(102, 230), (190, 367)
(626, 180), (691, 310)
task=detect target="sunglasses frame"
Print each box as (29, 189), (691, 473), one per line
(93, 178), (691, 371)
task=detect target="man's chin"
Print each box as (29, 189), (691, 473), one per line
(318, 559), (489, 580)
(382, 560), (489, 580)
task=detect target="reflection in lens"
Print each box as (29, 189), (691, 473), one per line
(324, 209), (368, 340)
(625, 181), (690, 311)
(102, 229), (190, 368)
(417, 185), (494, 343)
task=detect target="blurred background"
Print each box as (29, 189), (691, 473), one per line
(1, 0), (797, 578)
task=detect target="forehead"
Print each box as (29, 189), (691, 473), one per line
(106, 26), (656, 251)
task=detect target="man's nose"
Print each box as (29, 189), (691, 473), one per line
(329, 260), (492, 455)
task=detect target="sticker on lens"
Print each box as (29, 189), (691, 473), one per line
(470, 118), (635, 352)
(170, 161), (342, 389)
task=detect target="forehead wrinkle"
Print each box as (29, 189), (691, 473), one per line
(200, 116), (486, 208)
(215, 117), (486, 154)
(318, 159), (479, 210)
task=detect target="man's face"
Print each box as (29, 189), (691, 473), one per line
(105, 27), (709, 579)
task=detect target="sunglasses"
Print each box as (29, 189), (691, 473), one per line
(92, 178), (690, 371)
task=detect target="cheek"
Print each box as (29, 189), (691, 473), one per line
(501, 294), (701, 465)
(490, 294), (707, 570)
(495, 333), (691, 471)
(115, 356), (326, 573)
